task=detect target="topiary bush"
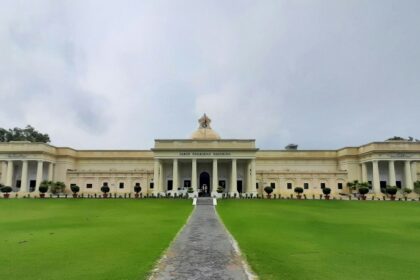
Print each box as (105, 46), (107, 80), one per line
(187, 187), (194, 193)
(101, 185), (110, 198)
(217, 186), (224, 193)
(134, 185), (142, 193)
(386, 186), (398, 200)
(71, 185), (80, 194)
(264, 186), (273, 198)
(322, 187), (331, 195)
(358, 186), (369, 200)
(0, 186), (12, 193)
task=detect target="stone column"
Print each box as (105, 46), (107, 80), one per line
(6, 160), (14, 187)
(48, 163), (54, 181)
(173, 159), (178, 190)
(20, 160), (28, 193)
(361, 162), (368, 182)
(230, 159), (237, 194)
(153, 159), (159, 194)
(159, 161), (164, 193)
(212, 159), (218, 193)
(388, 160), (396, 186)
(1, 161), (7, 185)
(411, 162), (417, 183)
(191, 159), (197, 192)
(36, 161), (43, 191)
(251, 159), (257, 194)
(372, 160), (380, 193)
(404, 161), (413, 190)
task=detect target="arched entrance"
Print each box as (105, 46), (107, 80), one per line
(199, 172), (210, 197)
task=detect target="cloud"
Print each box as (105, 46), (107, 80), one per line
(0, 0), (419, 149)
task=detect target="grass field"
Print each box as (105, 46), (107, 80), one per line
(0, 199), (192, 280)
(218, 200), (420, 280)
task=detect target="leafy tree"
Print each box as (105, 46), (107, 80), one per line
(0, 125), (50, 143)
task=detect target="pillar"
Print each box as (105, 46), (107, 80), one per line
(230, 159), (237, 194)
(159, 161), (164, 193)
(48, 163), (54, 181)
(20, 160), (28, 193)
(411, 162), (417, 183)
(153, 159), (159, 194)
(1, 161), (7, 185)
(191, 159), (197, 192)
(251, 159), (257, 194)
(361, 162), (367, 182)
(5, 160), (13, 187)
(404, 161), (413, 189)
(388, 160), (396, 187)
(372, 160), (380, 193)
(212, 159), (218, 193)
(173, 159), (179, 190)
(36, 161), (43, 191)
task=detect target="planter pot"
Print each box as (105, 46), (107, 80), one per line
(102, 193), (108, 198)
(40, 193), (45, 198)
(266, 194), (271, 199)
(72, 194), (78, 198)
(3, 193), (10, 199)
(297, 195), (302, 199)
(390, 196), (396, 201)
(361, 195), (366, 200)
(325, 195), (330, 200)
(135, 193), (139, 198)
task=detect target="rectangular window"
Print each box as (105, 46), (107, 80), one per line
(16, 180), (21, 188)
(256, 183), (259, 189)
(103, 182), (108, 187)
(320, 183), (326, 189)
(270, 182), (276, 189)
(368, 181), (373, 189)
(219, 180), (226, 189)
(337, 183), (343, 190)
(150, 182), (154, 189)
(304, 183), (309, 189)
(184, 180), (191, 188)
(135, 182), (140, 187)
(167, 180), (173, 191)
(86, 183), (92, 189)
(29, 180), (36, 192)
(396, 181), (402, 188)
(287, 183), (292, 189)
(70, 183), (76, 187)
(119, 182), (124, 189)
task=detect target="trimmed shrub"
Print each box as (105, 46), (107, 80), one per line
(264, 186), (273, 195)
(70, 185), (80, 194)
(134, 185), (142, 193)
(1, 186), (12, 193)
(322, 187), (331, 195)
(294, 187), (304, 194)
(101, 185), (110, 194)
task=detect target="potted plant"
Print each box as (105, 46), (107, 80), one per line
(38, 183), (49, 198)
(1, 185), (12, 199)
(134, 185), (142, 198)
(187, 187), (195, 198)
(101, 185), (110, 198)
(322, 187), (331, 200)
(402, 187), (412, 201)
(358, 186), (369, 200)
(70, 185), (80, 198)
(264, 186), (273, 198)
(294, 187), (304, 199)
(385, 186), (398, 200)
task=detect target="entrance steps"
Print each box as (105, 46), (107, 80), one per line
(196, 197), (214, 206)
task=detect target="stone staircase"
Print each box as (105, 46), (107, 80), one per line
(196, 197), (214, 206)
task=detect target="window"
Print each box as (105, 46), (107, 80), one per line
(287, 183), (292, 189)
(150, 182), (154, 189)
(103, 182), (108, 187)
(86, 183), (92, 189)
(304, 183), (309, 189)
(167, 180), (173, 191)
(135, 183), (140, 187)
(70, 183), (77, 187)
(16, 180), (21, 188)
(337, 183), (343, 190)
(184, 180), (191, 188)
(270, 182), (276, 189)
(119, 182), (124, 189)
(219, 180), (226, 189)
(256, 183), (259, 189)
(320, 183), (326, 189)
(396, 181), (402, 188)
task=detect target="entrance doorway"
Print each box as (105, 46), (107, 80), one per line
(237, 180), (243, 193)
(199, 172), (210, 197)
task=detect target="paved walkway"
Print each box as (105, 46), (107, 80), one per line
(150, 198), (254, 280)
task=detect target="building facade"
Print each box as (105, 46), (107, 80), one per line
(1, 115), (419, 197)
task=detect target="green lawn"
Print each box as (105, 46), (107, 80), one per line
(218, 200), (420, 280)
(0, 199), (192, 280)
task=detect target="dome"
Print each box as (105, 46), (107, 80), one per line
(191, 114), (221, 140)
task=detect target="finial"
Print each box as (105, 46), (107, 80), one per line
(198, 114), (211, 129)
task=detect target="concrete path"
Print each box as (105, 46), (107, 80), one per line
(150, 198), (255, 280)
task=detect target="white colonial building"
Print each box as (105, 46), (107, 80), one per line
(0, 115), (419, 198)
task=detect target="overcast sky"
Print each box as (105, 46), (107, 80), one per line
(1, 0), (419, 150)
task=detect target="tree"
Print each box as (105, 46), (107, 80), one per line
(0, 125), (50, 143)
(264, 186), (273, 198)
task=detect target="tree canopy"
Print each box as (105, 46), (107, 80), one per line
(0, 125), (50, 143)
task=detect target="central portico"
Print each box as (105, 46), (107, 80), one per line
(152, 114), (258, 196)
